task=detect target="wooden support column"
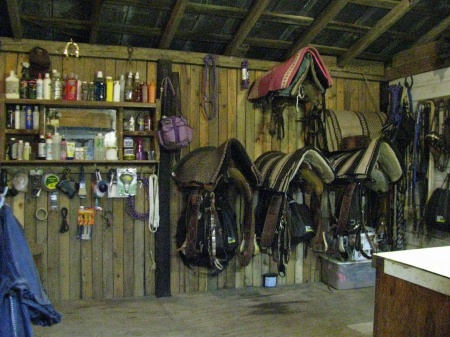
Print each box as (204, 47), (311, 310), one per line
(155, 59), (172, 298)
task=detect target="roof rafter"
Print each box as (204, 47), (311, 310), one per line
(6, 0), (22, 40)
(159, 0), (188, 49)
(89, 0), (104, 44)
(286, 0), (350, 58)
(338, 0), (420, 67)
(224, 0), (272, 56)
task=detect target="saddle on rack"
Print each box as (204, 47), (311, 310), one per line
(172, 138), (262, 273)
(254, 146), (335, 276)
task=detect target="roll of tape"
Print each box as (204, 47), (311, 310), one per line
(35, 208), (48, 221)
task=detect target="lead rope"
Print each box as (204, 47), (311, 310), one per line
(202, 54), (218, 121)
(148, 173), (159, 233)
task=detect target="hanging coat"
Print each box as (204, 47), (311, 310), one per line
(0, 205), (61, 337)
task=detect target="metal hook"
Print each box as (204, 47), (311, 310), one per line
(127, 46), (134, 63)
(404, 75), (413, 89)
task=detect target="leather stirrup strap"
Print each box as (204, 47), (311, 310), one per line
(185, 190), (203, 259)
(260, 193), (283, 248)
(336, 183), (357, 236)
(227, 168), (255, 267)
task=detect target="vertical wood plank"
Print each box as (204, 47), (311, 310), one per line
(113, 198), (125, 297)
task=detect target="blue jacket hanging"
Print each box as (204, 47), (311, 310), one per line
(0, 205), (61, 337)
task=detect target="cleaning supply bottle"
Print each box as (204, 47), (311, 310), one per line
(23, 142), (31, 160)
(119, 74), (125, 102)
(60, 135), (67, 160)
(124, 71), (133, 102)
(95, 71), (106, 101)
(43, 73), (52, 99)
(38, 135), (46, 159)
(45, 133), (53, 160)
(148, 81), (156, 103)
(52, 132), (62, 160)
(94, 133), (105, 160)
(20, 62), (30, 99)
(133, 72), (141, 102)
(14, 105), (21, 130)
(33, 106), (39, 130)
(106, 76), (113, 102)
(53, 71), (62, 100)
(5, 70), (20, 99)
(36, 73), (43, 99)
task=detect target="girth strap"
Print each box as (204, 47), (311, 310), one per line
(185, 190), (203, 259)
(260, 193), (284, 248)
(336, 183), (357, 236)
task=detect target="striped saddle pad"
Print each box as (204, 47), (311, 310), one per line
(329, 137), (403, 189)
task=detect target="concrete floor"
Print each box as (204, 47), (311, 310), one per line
(34, 282), (375, 337)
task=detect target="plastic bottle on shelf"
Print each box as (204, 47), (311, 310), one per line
(9, 138), (17, 160)
(20, 62), (30, 99)
(65, 73), (78, 101)
(113, 80), (121, 102)
(119, 74), (125, 102)
(53, 72), (62, 100)
(94, 133), (105, 160)
(104, 132), (118, 160)
(137, 114), (145, 131)
(5, 70), (20, 99)
(14, 105), (21, 130)
(95, 71), (106, 101)
(124, 71), (133, 102)
(25, 106), (33, 130)
(33, 106), (39, 130)
(28, 76), (37, 99)
(38, 135), (46, 160)
(133, 72), (141, 102)
(52, 132), (62, 160)
(106, 76), (113, 102)
(148, 81), (156, 103)
(135, 138), (145, 160)
(36, 73), (43, 99)
(23, 142), (31, 160)
(141, 82), (148, 103)
(43, 73), (52, 99)
(17, 140), (24, 160)
(20, 106), (26, 129)
(45, 133), (53, 160)
(60, 135), (67, 160)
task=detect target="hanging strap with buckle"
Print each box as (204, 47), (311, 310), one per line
(202, 54), (218, 121)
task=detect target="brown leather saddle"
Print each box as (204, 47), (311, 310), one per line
(172, 138), (262, 270)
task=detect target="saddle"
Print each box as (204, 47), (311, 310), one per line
(172, 138), (262, 271)
(247, 46), (332, 140)
(254, 146), (335, 275)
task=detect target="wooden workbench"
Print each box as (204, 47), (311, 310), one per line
(372, 246), (450, 337)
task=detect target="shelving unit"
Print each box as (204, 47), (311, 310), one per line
(0, 97), (160, 164)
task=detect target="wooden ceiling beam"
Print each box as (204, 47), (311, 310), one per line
(89, 0), (104, 44)
(286, 0), (350, 58)
(159, 0), (188, 49)
(6, 0), (22, 40)
(413, 15), (450, 46)
(224, 0), (272, 56)
(337, 0), (420, 67)
(349, 0), (399, 9)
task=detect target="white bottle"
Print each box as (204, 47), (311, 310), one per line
(5, 70), (20, 99)
(14, 105), (21, 130)
(36, 73), (43, 99)
(43, 73), (52, 99)
(17, 140), (24, 160)
(52, 132), (62, 160)
(53, 72), (62, 100)
(23, 142), (31, 160)
(94, 133), (105, 160)
(113, 80), (121, 102)
(20, 106), (26, 129)
(119, 74), (125, 102)
(46, 135), (53, 160)
(33, 106), (39, 130)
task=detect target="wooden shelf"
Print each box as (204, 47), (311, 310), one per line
(2, 98), (156, 109)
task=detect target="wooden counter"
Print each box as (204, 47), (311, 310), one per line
(372, 247), (450, 337)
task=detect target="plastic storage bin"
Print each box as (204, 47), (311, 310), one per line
(320, 254), (375, 290)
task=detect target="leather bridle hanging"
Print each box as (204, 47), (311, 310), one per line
(202, 54), (218, 121)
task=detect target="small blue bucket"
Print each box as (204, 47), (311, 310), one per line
(263, 273), (278, 287)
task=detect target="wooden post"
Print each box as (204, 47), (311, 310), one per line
(155, 59), (172, 297)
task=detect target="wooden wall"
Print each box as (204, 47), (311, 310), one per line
(0, 38), (383, 301)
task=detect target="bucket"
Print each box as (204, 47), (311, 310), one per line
(263, 273), (278, 288)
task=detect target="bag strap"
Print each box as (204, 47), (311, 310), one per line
(160, 76), (181, 117)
